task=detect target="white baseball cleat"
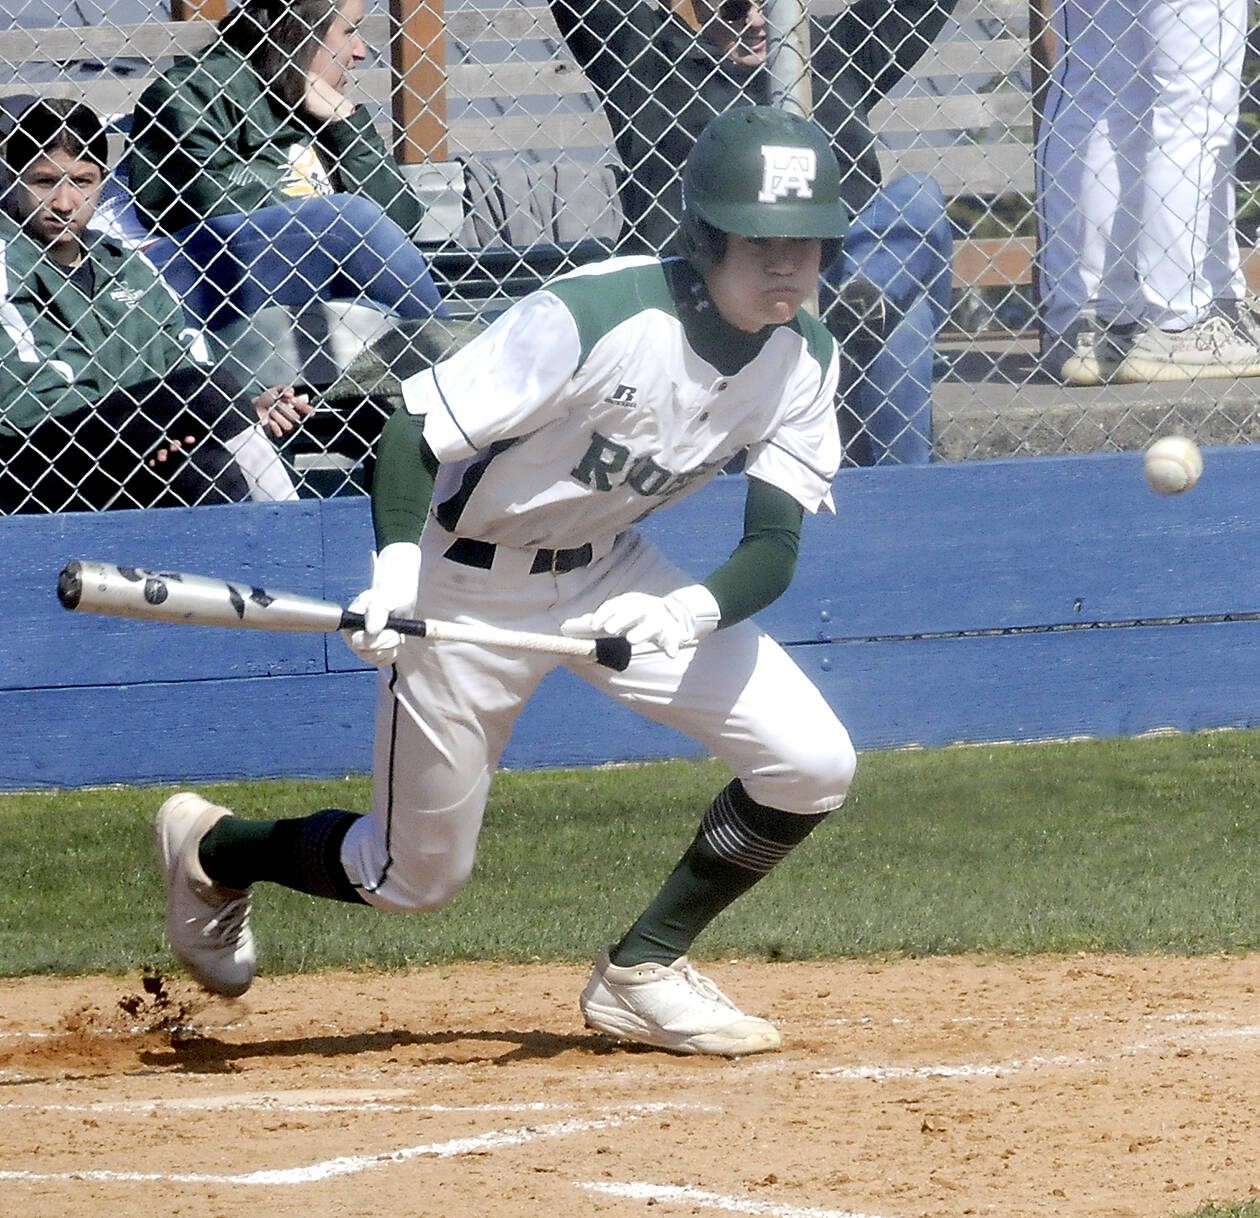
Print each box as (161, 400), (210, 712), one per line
(155, 792), (255, 997)
(579, 946), (781, 1057)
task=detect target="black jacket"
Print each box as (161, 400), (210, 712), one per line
(552, 0), (958, 251)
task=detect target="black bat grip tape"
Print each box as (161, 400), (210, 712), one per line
(339, 611), (632, 671)
(338, 612), (429, 638)
(594, 636), (633, 672)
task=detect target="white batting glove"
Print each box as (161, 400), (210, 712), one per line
(342, 542), (422, 666)
(560, 584), (721, 659)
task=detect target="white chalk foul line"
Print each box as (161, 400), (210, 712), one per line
(0, 1102), (712, 1187)
(578, 1181), (899, 1218)
(4, 1095), (572, 1116)
(823, 1052), (1097, 1081)
(826, 1008), (1235, 1030)
(816, 1022), (1260, 1081)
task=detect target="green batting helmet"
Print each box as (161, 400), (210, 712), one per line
(677, 105), (849, 272)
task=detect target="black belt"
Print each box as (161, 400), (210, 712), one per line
(444, 536), (595, 575)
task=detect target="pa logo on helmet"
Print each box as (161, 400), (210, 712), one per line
(757, 145), (817, 204)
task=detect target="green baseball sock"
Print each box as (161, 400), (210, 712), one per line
(610, 780), (828, 967)
(199, 809), (367, 903)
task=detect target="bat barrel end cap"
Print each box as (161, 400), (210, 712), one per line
(57, 561), (83, 610)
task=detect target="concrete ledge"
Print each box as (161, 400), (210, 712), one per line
(934, 336), (1260, 460)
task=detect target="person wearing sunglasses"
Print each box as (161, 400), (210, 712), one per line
(552, 0), (957, 466)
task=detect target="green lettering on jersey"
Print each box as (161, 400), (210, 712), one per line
(572, 432), (630, 489)
(625, 454), (673, 496)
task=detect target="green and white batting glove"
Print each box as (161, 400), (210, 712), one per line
(343, 542), (422, 666)
(561, 584), (721, 659)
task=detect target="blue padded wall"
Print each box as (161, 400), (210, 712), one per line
(4, 445), (1257, 789)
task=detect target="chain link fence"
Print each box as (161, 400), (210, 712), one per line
(0, 0), (1257, 511)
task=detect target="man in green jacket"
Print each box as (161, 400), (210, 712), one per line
(0, 98), (310, 513)
(128, 0), (451, 334)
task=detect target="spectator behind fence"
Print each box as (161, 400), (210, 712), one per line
(0, 98), (312, 514)
(551, 0), (957, 466)
(128, 0), (457, 339)
(1040, 0), (1260, 385)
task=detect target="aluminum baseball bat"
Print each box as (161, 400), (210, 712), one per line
(56, 559), (633, 672)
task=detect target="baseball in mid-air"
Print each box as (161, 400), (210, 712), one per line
(1143, 435), (1203, 495)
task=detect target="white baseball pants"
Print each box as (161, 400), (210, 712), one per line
(340, 527), (856, 913)
(1036, 0), (1248, 338)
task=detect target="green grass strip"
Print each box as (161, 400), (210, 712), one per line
(1182, 1204), (1260, 1218)
(2, 728), (1259, 978)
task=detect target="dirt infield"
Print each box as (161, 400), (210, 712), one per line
(1, 954), (1258, 1218)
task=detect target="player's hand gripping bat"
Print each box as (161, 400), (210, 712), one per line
(56, 559), (633, 672)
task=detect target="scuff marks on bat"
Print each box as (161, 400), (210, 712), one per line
(224, 584), (277, 620)
(121, 566), (184, 598)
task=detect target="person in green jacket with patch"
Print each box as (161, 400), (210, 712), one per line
(128, 0), (453, 335)
(0, 98), (311, 513)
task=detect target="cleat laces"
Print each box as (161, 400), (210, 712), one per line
(198, 891), (250, 946)
(675, 959), (739, 1012)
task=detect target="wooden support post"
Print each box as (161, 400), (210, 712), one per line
(668, 0), (701, 30)
(171, 0), (228, 19)
(389, 0), (448, 163)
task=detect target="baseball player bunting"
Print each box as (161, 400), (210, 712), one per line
(153, 108), (859, 1057)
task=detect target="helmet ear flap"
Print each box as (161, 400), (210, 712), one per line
(677, 213), (727, 272)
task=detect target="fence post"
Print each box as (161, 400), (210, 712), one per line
(765, 0), (817, 314)
(764, 0), (811, 117)
(389, 0), (448, 163)
(1029, 0), (1055, 314)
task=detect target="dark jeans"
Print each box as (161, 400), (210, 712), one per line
(822, 173), (954, 466)
(0, 366), (254, 513)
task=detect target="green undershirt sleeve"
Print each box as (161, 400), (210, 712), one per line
(702, 477), (805, 627)
(370, 409), (438, 549)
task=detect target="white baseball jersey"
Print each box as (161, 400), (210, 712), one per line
(401, 255), (841, 552)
